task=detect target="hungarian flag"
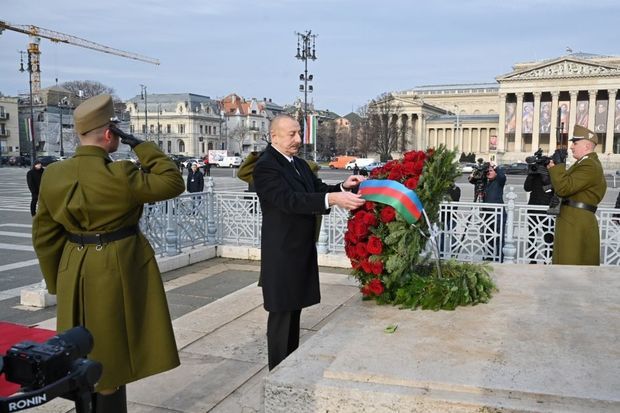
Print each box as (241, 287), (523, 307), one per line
(303, 114), (317, 145)
(358, 180), (424, 225)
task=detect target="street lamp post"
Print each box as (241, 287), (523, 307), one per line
(19, 50), (39, 166)
(295, 30), (317, 159)
(454, 104), (461, 152)
(57, 97), (71, 157)
(157, 103), (161, 149)
(140, 84), (148, 141)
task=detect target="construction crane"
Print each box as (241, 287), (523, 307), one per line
(0, 20), (160, 96)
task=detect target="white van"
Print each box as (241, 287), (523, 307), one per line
(217, 156), (243, 168)
(345, 158), (376, 170)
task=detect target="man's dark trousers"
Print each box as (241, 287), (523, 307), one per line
(267, 309), (301, 370)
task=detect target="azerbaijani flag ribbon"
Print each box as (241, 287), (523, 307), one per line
(359, 180), (424, 225)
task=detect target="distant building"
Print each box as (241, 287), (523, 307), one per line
(382, 52), (620, 167)
(125, 93), (222, 157)
(0, 96), (20, 156)
(220, 93), (283, 155)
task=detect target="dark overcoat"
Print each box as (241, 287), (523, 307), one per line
(32, 142), (185, 391)
(549, 152), (607, 265)
(253, 145), (341, 312)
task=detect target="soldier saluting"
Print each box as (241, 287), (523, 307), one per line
(32, 94), (184, 412)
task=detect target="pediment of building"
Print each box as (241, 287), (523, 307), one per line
(497, 58), (620, 81)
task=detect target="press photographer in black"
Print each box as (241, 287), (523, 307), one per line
(524, 149), (555, 262)
(468, 160), (506, 261)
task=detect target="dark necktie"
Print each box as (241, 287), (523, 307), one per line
(290, 159), (300, 175)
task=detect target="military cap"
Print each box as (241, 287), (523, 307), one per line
(74, 94), (119, 135)
(569, 125), (598, 144)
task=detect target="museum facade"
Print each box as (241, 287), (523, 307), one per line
(389, 52), (620, 167)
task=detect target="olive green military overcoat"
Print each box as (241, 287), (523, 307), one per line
(549, 152), (607, 265)
(32, 142), (185, 391)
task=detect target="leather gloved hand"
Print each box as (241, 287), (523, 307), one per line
(109, 125), (144, 149)
(551, 148), (568, 165)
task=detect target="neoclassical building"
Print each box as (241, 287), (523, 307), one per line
(388, 52), (620, 167)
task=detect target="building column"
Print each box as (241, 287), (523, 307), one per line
(569, 90), (578, 134)
(515, 92), (524, 152)
(497, 93), (507, 153)
(420, 114), (427, 149)
(532, 92), (541, 150)
(587, 89), (597, 134)
(549, 91), (560, 152)
(606, 89), (617, 153)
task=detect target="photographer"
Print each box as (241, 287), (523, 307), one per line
(524, 154), (555, 263)
(468, 161), (506, 261)
(547, 125), (607, 265)
(468, 161), (506, 203)
(32, 95), (184, 412)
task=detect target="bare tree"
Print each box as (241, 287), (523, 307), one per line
(61, 80), (118, 100)
(316, 119), (336, 160)
(228, 124), (248, 155)
(365, 93), (405, 161)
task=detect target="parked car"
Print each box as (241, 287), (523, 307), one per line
(328, 156), (356, 169)
(36, 155), (60, 166)
(345, 158), (377, 170)
(500, 162), (529, 175)
(458, 162), (476, 173)
(216, 156), (243, 168)
(181, 158), (205, 169)
(360, 161), (385, 174)
(8, 155), (31, 167)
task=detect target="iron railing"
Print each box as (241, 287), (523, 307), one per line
(140, 178), (620, 266)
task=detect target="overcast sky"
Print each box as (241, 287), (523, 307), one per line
(1, 0), (619, 115)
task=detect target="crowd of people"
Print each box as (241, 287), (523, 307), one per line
(23, 94), (620, 410)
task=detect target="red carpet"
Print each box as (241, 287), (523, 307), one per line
(0, 321), (56, 397)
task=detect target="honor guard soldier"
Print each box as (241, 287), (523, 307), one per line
(32, 94), (184, 412)
(547, 125), (607, 265)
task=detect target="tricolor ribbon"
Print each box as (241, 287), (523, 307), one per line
(359, 180), (424, 225)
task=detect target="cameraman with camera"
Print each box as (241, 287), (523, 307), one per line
(546, 125), (607, 265)
(32, 95), (184, 412)
(524, 149), (555, 263)
(468, 160), (506, 261)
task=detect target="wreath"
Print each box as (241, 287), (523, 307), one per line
(344, 145), (496, 310)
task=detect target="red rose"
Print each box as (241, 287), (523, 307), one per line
(353, 210), (366, 221)
(404, 176), (419, 190)
(371, 261), (384, 275)
(345, 243), (357, 259)
(362, 212), (377, 227)
(361, 284), (372, 296)
(403, 151), (417, 162)
(368, 278), (384, 295)
(351, 260), (361, 270)
(360, 258), (373, 273)
(367, 236), (383, 255)
(364, 201), (376, 211)
(380, 206), (396, 223)
(401, 161), (416, 176)
(353, 221), (369, 238)
(413, 159), (425, 174)
(355, 242), (369, 258)
(388, 169), (403, 181)
(344, 230), (358, 244)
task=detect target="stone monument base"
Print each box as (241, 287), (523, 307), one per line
(265, 264), (620, 412)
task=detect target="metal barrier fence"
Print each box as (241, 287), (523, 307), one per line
(140, 178), (620, 266)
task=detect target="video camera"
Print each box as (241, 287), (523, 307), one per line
(470, 158), (491, 182)
(525, 148), (552, 174)
(0, 326), (101, 413)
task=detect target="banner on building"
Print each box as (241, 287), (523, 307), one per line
(594, 100), (608, 133)
(489, 135), (497, 152)
(304, 114), (317, 145)
(540, 102), (551, 134)
(522, 102), (534, 134)
(576, 101), (589, 127)
(505, 102), (516, 134)
(559, 100), (570, 133)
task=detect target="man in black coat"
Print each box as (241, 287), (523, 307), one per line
(26, 159), (44, 216)
(253, 115), (366, 370)
(186, 163), (204, 193)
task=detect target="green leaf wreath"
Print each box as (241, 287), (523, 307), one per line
(344, 145), (497, 310)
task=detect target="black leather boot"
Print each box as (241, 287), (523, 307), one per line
(92, 386), (127, 413)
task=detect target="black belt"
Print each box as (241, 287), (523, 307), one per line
(67, 225), (139, 246)
(562, 198), (597, 213)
